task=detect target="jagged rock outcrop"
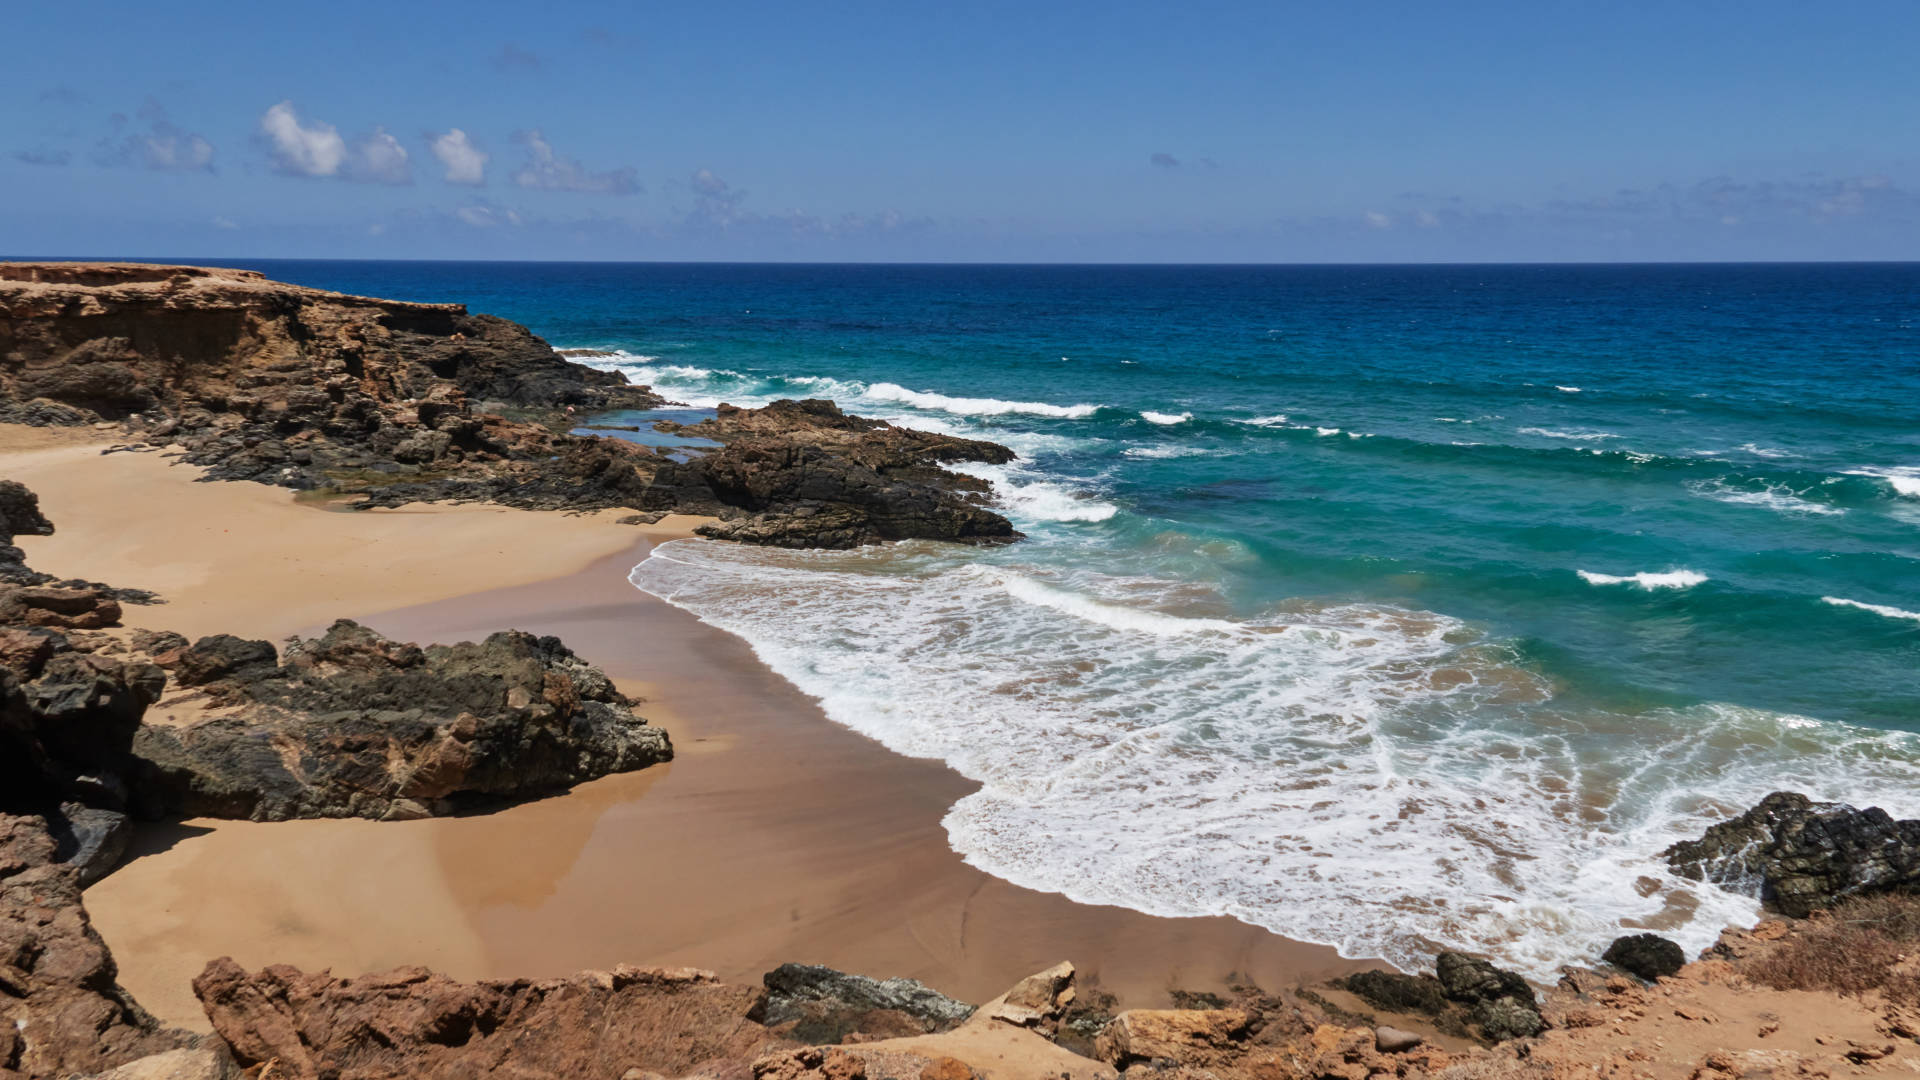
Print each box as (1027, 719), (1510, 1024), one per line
(131, 619), (671, 821)
(1664, 791), (1920, 918)
(645, 399), (1019, 548)
(0, 624), (164, 816)
(1333, 953), (1543, 1044)
(762, 964), (976, 1044)
(193, 959), (788, 1080)
(1, 264), (1020, 548)
(0, 814), (201, 1079)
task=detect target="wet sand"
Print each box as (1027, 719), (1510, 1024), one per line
(9, 431), (1369, 1032)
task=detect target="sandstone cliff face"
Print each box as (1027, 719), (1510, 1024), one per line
(1, 263), (1018, 548)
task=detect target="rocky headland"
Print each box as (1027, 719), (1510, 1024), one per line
(0, 262), (1017, 549)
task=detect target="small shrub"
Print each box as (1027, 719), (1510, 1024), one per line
(1745, 894), (1920, 1006)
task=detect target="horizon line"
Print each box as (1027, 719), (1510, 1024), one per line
(5, 254), (1919, 269)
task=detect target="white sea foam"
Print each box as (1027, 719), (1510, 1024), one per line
(631, 540), (1920, 978)
(1519, 427), (1618, 441)
(1124, 445), (1209, 459)
(1140, 410), (1193, 425)
(950, 462), (1118, 524)
(1577, 569), (1708, 590)
(1846, 467), (1920, 498)
(865, 382), (1101, 419)
(1822, 597), (1920, 624)
(1687, 479), (1844, 517)
(1315, 426), (1341, 437)
(1555, 385), (1582, 393)
(1736, 443), (1796, 459)
(1236, 414), (1291, 427)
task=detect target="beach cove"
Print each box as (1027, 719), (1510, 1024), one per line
(3, 429), (1366, 1033)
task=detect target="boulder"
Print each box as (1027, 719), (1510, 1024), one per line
(1375, 1025), (1424, 1053)
(986, 960), (1075, 1029)
(1600, 933), (1686, 982)
(1434, 952), (1543, 1043)
(0, 814), (200, 1078)
(1093, 1009), (1252, 1070)
(133, 619), (671, 821)
(193, 958), (789, 1080)
(761, 964), (976, 1044)
(1664, 791), (1920, 917)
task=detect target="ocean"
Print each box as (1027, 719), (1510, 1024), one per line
(218, 260), (1920, 977)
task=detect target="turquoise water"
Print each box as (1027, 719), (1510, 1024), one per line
(230, 260), (1920, 975)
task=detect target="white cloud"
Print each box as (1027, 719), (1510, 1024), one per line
(259, 102), (410, 183)
(355, 128), (410, 184)
(261, 101), (346, 177)
(1414, 209), (1440, 228)
(431, 128), (487, 185)
(211, 216), (238, 230)
(96, 102), (215, 172)
(1364, 211), (1391, 229)
(511, 130), (639, 195)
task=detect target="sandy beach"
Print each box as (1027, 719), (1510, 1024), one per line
(6, 429), (1367, 1033)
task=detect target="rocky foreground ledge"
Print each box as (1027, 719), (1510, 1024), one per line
(0, 262), (1017, 548)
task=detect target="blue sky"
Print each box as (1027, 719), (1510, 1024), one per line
(4, 0), (1916, 262)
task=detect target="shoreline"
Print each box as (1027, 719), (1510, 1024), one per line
(4, 430), (1369, 1033)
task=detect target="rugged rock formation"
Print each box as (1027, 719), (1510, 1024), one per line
(0, 814), (201, 1079)
(131, 619), (671, 821)
(1664, 791), (1920, 917)
(762, 964), (976, 1044)
(0, 621), (164, 816)
(193, 959), (787, 1080)
(649, 400), (1018, 548)
(1600, 933), (1686, 982)
(1333, 952), (1543, 1044)
(1, 264), (1019, 548)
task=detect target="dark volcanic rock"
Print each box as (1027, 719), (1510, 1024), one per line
(651, 399), (1019, 548)
(1, 627), (163, 816)
(1600, 933), (1686, 982)
(1663, 790), (1920, 917)
(1433, 953), (1543, 1042)
(0, 814), (200, 1078)
(131, 619), (670, 821)
(1337, 969), (1451, 1016)
(761, 963), (976, 1044)
(193, 958), (789, 1080)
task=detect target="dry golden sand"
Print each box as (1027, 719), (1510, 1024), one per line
(4, 426), (1367, 1034)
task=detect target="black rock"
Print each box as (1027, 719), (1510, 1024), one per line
(1664, 791), (1920, 917)
(1338, 970), (1451, 1016)
(1601, 933), (1687, 982)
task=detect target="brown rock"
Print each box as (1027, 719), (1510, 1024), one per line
(1094, 1009), (1252, 1069)
(193, 957), (790, 1080)
(989, 961), (1075, 1028)
(0, 815), (199, 1078)
(918, 1056), (974, 1080)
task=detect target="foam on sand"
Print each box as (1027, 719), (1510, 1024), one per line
(1578, 569), (1708, 590)
(630, 539), (1920, 979)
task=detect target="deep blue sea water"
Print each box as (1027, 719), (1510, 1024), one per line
(210, 260), (1920, 975)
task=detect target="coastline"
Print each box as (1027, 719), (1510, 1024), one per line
(6, 430), (1368, 1032)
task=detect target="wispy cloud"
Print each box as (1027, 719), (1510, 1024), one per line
(12, 148), (72, 167)
(510, 130), (639, 195)
(430, 129), (488, 185)
(259, 101), (410, 183)
(454, 203), (524, 228)
(492, 44), (543, 72)
(96, 102), (214, 173)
